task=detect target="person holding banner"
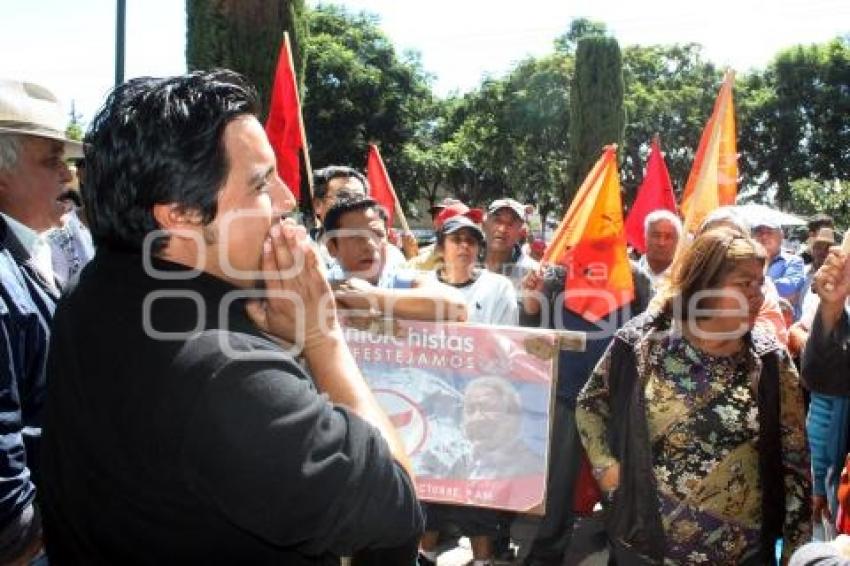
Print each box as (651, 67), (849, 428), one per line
(577, 227), (810, 564)
(427, 215), (518, 326)
(322, 195), (467, 322)
(418, 215), (519, 566)
(483, 198), (538, 292)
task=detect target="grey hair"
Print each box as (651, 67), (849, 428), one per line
(463, 376), (522, 414)
(0, 134), (23, 173)
(699, 206), (751, 235)
(644, 209), (683, 238)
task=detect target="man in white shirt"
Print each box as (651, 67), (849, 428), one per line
(638, 209), (682, 291)
(0, 78), (82, 563)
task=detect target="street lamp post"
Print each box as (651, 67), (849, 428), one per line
(115, 0), (126, 86)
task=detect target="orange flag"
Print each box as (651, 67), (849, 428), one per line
(265, 33), (305, 200)
(680, 70), (738, 234)
(366, 144), (397, 227)
(544, 145), (634, 322)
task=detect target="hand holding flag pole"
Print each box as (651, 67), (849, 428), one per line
(543, 145), (634, 322)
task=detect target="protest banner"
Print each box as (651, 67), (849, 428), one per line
(343, 319), (567, 514)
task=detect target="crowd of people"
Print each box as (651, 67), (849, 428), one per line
(1, 68), (850, 565)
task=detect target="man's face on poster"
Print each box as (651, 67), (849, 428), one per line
(462, 381), (521, 453)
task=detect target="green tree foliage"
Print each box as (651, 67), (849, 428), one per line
(738, 38), (850, 206)
(620, 44), (720, 201)
(302, 4), (433, 209)
(567, 36), (625, 203)
(554, 18), (608, 54)
(437, 56), (572, 224)
(185, 0), (307, 120)
(65, 100), (84, 141)
(788, 178), (850, 227)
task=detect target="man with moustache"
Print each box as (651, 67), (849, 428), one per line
(0, 78), (83, 563)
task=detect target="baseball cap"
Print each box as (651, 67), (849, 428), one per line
(439, 215), (485, 244)
(751, 217), (782, 231)
(530, 239), (546, 254)
(811, 227), (837, 246)
(487, 198), (525, 220)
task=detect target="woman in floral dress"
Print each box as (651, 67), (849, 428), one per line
(576, 227), (810, 564)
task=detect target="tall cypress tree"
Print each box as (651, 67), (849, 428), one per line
(566, 36), (625, 204)
(186, 0), (307, 120)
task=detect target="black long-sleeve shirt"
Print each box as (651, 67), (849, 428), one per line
(802, 307), (850, 396)
(40, 249), (423, 564)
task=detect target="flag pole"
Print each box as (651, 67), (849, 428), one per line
(283, 31), (314, 202)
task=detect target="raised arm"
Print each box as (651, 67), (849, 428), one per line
(246, 221), (413, 477)
(802, 247), (850, 395)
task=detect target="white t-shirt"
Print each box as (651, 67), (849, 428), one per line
(427, 269), (518, 326)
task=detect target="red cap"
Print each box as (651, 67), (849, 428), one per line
(435, 203), (484, 229)
(530, 239), (546, 253)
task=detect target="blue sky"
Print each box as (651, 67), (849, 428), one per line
(2, 0), (847, 126)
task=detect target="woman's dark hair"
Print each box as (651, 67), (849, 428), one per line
(83, 69), (258, 253)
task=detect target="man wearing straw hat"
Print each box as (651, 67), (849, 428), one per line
(0, 78), (82, 563)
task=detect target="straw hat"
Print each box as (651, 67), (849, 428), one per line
(0, 79), (83, 158)
(811, 227), (837, 246)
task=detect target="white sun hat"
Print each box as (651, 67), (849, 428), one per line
(0, 79), (83, 159)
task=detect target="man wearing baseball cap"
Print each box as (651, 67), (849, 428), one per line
(752, 218), (806, 319)
(483, 198), (538, 290)
(0, 78), (82, 562)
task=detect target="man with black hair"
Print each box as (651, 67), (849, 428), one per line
(323, 195), (466, 322)
(39, 70), (423, 564)
(312, 165), (368, 229)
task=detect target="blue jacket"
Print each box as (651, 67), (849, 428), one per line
(0, 218), (58, 528)
(767, 253), (805, 318)
(807, 393), (850, 507)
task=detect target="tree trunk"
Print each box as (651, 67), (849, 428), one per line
(186, 0), (307, 121)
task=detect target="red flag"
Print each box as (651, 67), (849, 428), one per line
(366, 144), (397, 227)
(265, 34), (304, 200)
(544, 146), (634, 322)
(624, 137), (677, 253)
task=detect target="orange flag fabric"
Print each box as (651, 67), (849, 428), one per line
(366, 144), (397, 227)
(543, 145), (634, 322)
(680, 70), (738, 234)
(624, 137), (677, 253)
(265, 33), (305, 200)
